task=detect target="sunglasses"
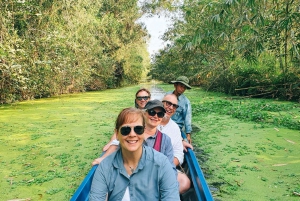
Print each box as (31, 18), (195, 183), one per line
(147, 109), (165, 118)
(120, 126), (144, 136)
(162, 100), (179, 109)
(136, 96), (150, 101)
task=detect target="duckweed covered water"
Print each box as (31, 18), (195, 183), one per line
(1, 84), (299, 200)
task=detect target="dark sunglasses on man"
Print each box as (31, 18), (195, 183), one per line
(136, 96), (150, 101)
(120, 125), (144, 136)
(162, 100), (179, 109)
(147, 109), (165, 118)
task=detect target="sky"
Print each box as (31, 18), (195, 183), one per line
(138, 14), (172, 57)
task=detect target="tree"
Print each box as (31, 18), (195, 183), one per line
(149, 0), (300, 100)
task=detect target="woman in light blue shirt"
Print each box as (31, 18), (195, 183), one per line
(89, 107), (179, 201)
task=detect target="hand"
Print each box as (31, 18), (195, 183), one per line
(182, 140), (194, 152)
(186, 133), (192, 144)
(91, 157), (103, 166)
(103, 132), (117, 151)
(102, 142), (112, 151)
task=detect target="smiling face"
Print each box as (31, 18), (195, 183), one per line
(162, 94), (178, 119)
(144, 107), (164, 128)
(116, 108), (145, 153)
(135, 90), (150, 109)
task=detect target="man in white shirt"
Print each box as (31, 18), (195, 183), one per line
(158, 94), (192, 194)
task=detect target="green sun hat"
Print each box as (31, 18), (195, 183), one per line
(170, 76), (192, 89)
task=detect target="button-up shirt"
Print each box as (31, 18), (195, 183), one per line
(109, 130), (176, 176)
(144, 130), (176, 174)
(89, 145), (180, 201)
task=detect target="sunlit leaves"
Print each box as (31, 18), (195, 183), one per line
(0, 0), (150, 103)
(149, 0), (299, 100)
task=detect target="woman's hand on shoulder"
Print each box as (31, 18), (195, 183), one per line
(91, 157), (103, 166)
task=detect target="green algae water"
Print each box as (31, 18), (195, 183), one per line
(185, 88), (300, 201)
(0, 87), (137, 200)
(0, 84), (299, 200)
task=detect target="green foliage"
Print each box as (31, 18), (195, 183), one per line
(149, 0), (300, 101)
(0, 0), (150, 103)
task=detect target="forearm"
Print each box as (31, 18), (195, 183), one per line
(109, 132), (117, 141)
(102, 145), (118, 158)
(173, 157), (180, 167)
(92, 145), (119, 166)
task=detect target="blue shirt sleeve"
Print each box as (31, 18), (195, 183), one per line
(89, 164), (109, 201)
(159, 155), (180, 200)
(184, 98), (192, 133)
(161, 134), (177, 177)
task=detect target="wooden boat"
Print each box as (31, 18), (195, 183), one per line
(70, 132), (214, 201)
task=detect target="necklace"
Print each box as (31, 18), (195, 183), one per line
(129, 166), (135, 174)
(124, 162), (136, 174)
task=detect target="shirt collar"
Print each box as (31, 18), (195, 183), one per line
(172, 90), (181, 99)
(113, 145), (147, 176)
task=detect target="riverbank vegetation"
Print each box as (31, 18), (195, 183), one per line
(149, 0), (300, 101)
(0, 84), (299, 200)
(1, 1), (299, 199)
(2, 0), (299, 105)
(0, 0), (152, 104)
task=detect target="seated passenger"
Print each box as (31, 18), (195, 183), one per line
(159, 94), (192, 194)
(92, 99), (193, 194)
(92, 100), (177, 177)
(89, 107), (179, 201)
(134, 88), (151, 109)
(102, 88), (151, 151)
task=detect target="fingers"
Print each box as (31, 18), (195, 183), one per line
(102, 143), (111, 151)
(186, 143), (193, 150)
(182, 141), (193, 152)
(187, 135), (192, 145)
(91, 158), (101, 166)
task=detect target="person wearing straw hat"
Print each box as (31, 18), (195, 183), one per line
(166, 76), (193, 144)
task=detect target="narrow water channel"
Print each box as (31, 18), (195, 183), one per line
(149, 84), (166, 100)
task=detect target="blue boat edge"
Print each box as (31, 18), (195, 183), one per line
(181, 132), (214, 201)
(70, 133), (214, 201)
(70, 165), (97, 201)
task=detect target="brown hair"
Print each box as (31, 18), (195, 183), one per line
(135, 88), (151, 108)
(115, 107), (145, 130)
(135, 88), (151, 98)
